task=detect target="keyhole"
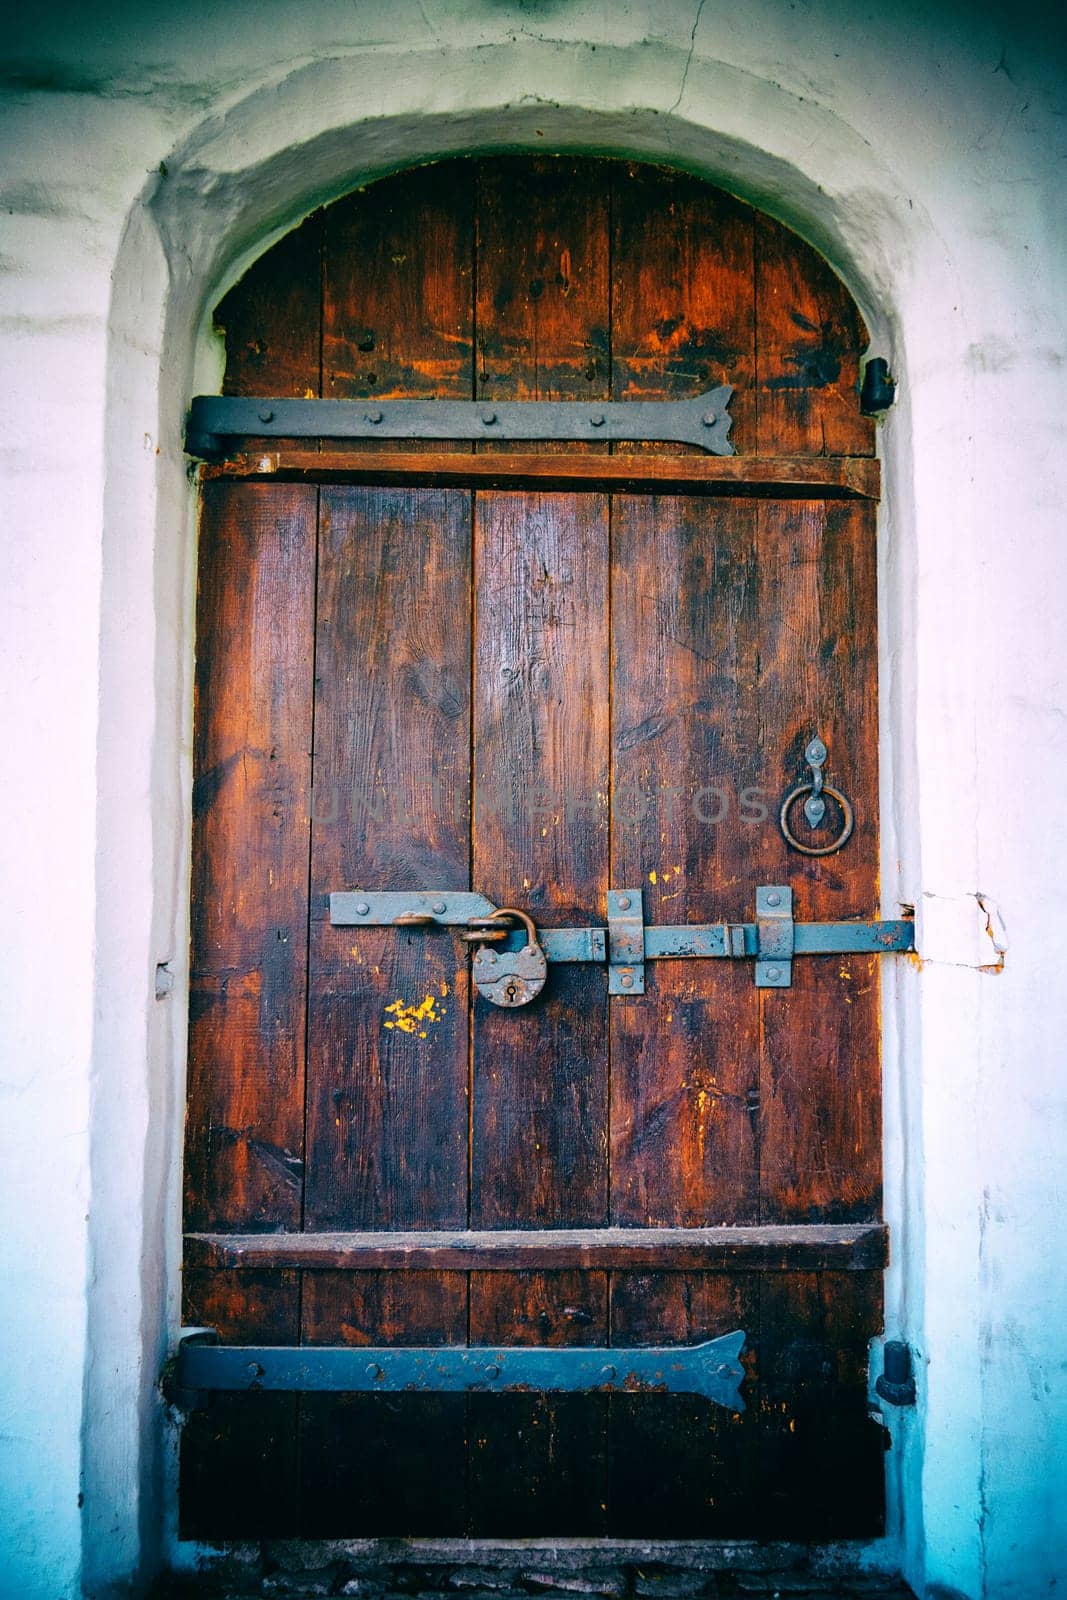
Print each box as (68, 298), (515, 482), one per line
(505, 982), (518, 1003)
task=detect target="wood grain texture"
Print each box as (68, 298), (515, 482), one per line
(299, 1271), (468, 1535)
(186, 482), (316, 1234)
(304, 486), (472, 1231)
(468, 1271), (609, 1534)
(757, 1271), (886, 1538)
(214, 207), (322, 452)
(476, 156), (609, 444)
(471, 490), (610, 1228)
(610, 495), (760, 1226)
(470, 180), (613, 1520)
(204, 450), (882, 498)
(753, 501), (881, 1222)
(184, 1221), (890, 1272)
(755, 214), (874, 458)
(323, 163), (474, 454)
(608, 1272), (758, 1537)
(611, 163), (755, 451)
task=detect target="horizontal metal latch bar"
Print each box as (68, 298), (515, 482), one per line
(329, 893), (914, 963)
(173, 1329), (746, 1409)
(185, 389), (735, 459)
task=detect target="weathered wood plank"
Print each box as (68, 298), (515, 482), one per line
(185, 482), (316, 1234)
(323, 163), (474, 454)
(470, 490), (611, 1228)
(757, 1271), (885, 1538)
(469, 165), (612, 1526)
(185, 1222), (889, 1272)
(754, 213), (874, 457)
(607, 1272), (758, 1536)
(202, 450), (881, 498)
(213, 208), (323, 453)
(299, 1272), (468, 1536)
(468, 1271), (609, 1535)
(611, 162), (756, 452)
(754, 501), (881, 1223)
(610, 495), (761, 1227)
(303, 486), (472, 1231)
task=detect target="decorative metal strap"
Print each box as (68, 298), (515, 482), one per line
(184, 388), (735, 459)
(171, 1327), (746, 1411)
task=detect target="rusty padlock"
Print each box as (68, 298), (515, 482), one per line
(471, 908), (548, 1008)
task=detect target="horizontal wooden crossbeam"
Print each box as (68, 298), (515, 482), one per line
(185, 1222), (888, 1273)
(200, 450), (881, 500)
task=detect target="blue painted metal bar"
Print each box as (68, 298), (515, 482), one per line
(174, 1329), (747, 1411)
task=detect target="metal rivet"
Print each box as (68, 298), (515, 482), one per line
(486, 951), (498, 965)
(366, 1362), (382, 1378)
(432, 901), (446, 915)
(702, 412), (719, 427)
(621, 972), (634, 988)
(481, 412), (497, 425)
(589, 414), (606, 427)
(355, 901), (370, 916)
(365, 411), (383, 424)
(617, 895), (631, 910)
(484, 1364), (500, 1379)
(766, 967), (781, 981)
(257, 409), (275, 424)
(601, 1364), (616, 1380)
(766, 892), (781, 906)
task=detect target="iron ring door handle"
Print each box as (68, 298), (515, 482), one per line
(779, 736), (854, 856)
(779, 783), (854, 856)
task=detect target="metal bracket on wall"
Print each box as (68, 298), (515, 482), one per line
(329, 887), (914, 989)
(184, 388), (735, 459)
(170, 1327), (747, 1411)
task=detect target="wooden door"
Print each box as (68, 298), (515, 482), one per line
(181, 157), (887, 1542)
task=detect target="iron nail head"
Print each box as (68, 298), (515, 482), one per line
(366, 1362), (382, 1378)
(481, 412), (497, 425)
(484, 1364), (500, 1379)
(432, 901), (446, 915)
(617, 895), (631, 910)
(355, 901), (370, 916)
(257, 409), (274, 423)
(601, 1364), (616, 1380)
(766, 966), (781, 981)
(767, 892), (781, 906)
(621, 972), (634, 988)
(589, 414), (606, 426)
(365, 411), (383, 424)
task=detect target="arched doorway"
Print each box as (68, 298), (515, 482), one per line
(180, 154), (892, 1542)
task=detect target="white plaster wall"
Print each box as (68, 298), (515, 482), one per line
(0, 3), (1064, 1596)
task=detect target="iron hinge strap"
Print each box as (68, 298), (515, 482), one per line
(169, 1327), (746, 1411)
(184, 388), (735, 459)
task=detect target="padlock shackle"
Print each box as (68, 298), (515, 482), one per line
(488, 907), (540, 946)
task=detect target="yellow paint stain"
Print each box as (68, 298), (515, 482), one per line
(649, 869), (658, 885)
(383, 994), (443, 1035)
(440, 979), (450, 997)
(303, 387), (315, 399)
(839, 968), (852, 979)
